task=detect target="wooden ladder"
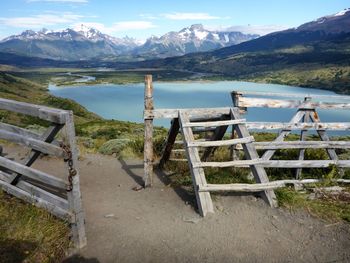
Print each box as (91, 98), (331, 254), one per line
(178, 107), (277, 216)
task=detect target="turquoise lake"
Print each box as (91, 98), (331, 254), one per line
(49, 81), (350, 134)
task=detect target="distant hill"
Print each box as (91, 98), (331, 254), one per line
(0, 24), (258, 61)
(136, 8), (350, 94)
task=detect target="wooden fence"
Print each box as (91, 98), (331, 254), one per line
(143, 75), (350, 216)
(0, 98), (86, 248)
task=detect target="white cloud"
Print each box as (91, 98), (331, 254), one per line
(0, 12), (83, 28)
(72, 21), (157, 34)
(27, 0), (88, 3)
(206, 24), (290, 36)
(162, 12), (221, 20)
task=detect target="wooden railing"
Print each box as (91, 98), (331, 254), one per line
(0, 98), (86, 249)
(143, 76), (350, 216)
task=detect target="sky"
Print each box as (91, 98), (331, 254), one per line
(0, 0), (349, 41)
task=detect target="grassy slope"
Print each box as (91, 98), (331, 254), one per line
(0, 190), (70, 263)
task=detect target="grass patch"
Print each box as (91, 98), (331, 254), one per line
(0, 190), (70, 263)
(276, 187), (350, 222)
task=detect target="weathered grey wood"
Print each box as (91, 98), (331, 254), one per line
(296, 104), (311, 179)
(179, 111), (214, 217)
(183, 118), (245, 128)
(144, 107), (231, 119)
(0, 129), (67, 158)
(261, 110), (306, 161)
(172, 149), (185, 153)
(0, 156), (66, 189)
(63, 111), (87, 249)
(308, 111), (339, 161)
(238, 97), (350, 110)
(193, 159), (261, 168)
(235, 91), (350, 100)
(144, 75), (154, 187)
(199, 178), (350, 192)
(159, 118), (179, 169)
(254, 140), (350, 149)
(188, 136), (254, 147)
(0, 179), (71, 220)
(195, 159), (350, 168)
(230, 108), (278, 208)
(0, 171), (68, 209)
(201, 122), (229, 161)
(245, 122), (350, 131)
(10, 124), (64, 185)
(0, 97), (67, 124)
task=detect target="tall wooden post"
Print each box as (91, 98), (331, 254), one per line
(63, 111), (87, 249)
(230, 92), (242, 160)
(144, 75), (154, 187)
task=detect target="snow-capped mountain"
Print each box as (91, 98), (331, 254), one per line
(0, 25), (140, 60)
(134, 24), (259, 58)
(0, 24), (259, 61)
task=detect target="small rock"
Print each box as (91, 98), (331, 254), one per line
(182, 217), (201, 224)
(216, 204), (224, 212)
(118, 184), (122, 187)
(112, 152), (117, 158)
(104, 214), (115, 218)
(272, 215), (278, 220)
(86, 161), (92, 165)
(308, 193), (316, 200)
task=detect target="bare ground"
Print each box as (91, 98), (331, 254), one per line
(4, 145), (350, 263)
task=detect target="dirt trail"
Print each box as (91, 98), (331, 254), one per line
(4, 146), (350, 263)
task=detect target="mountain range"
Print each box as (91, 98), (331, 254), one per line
(0, 24), (258, 61)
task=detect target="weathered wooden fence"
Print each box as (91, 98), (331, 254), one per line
(143, 75), (350, 217)
(0, 98), (86, 248)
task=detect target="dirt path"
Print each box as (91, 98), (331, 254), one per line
(5, 146), (350, 263)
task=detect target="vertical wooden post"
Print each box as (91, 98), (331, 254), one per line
(63, 111), (87, 249)
(230, 91), (242, 160)
(296, 97), (311, 179)
(144, 75), (154, 187)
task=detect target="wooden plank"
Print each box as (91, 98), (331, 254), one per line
(0, 156), (67, 189)
(0, 129), (67, 158)
(143, 75), (154, 187)
(238, 97), (350, 109)
(179, 111), (214, 217)
(183, 119), (246, 128)
(159, 118), (179, 169)
(0, 97), (67, 124)
(193, 159), (261, 168)
(198, 178), (350, 192)
(0, 171), (68, 209)
(230, 108), (278, 208)
(245, 122), (350, 131)
(261, 110), (306, 161)
(10, 124), (64, 185)
(0, 179), (71, 220)
(308, 111), (339, 161)
(196, 160), (350, 168)
(201, 122), (229, 161)
(63, 111), (87, 249)
(169, 158), (188, 162)
(189, 136), (254, 147)
(144, 107), (231, 119)
(235, 91), (350, 100)
(254, 140), (350, 149)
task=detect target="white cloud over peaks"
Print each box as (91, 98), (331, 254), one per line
(0, 12), (83, 28)
(162, 12), (221, 20)
(207, 24), (290, 36)
(72, 21), (156, 34)
(27, 0), (88, 3)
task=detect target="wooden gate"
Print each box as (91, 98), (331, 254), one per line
(0, 98), (86, 248)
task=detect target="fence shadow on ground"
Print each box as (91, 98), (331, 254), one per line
(0, 239), (37, 263)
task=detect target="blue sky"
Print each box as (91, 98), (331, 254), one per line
(0, 0), (349, 40)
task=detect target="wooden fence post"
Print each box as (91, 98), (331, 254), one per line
(63, 111), (87, 249)
(144, 75), (154, 187)
(230, 91), (242, 160)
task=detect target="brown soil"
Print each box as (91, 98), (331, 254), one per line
(3, 145), (350, 263)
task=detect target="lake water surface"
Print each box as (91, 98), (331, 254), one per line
(49, 81), (349, 134)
